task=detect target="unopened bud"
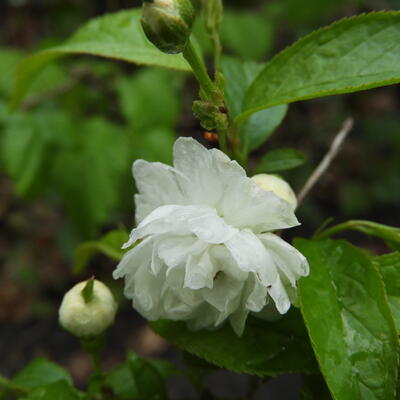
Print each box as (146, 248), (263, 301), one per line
(252, 173), (297, 208)
(141, 0), (195, 54)
(59, 280), (117, 338)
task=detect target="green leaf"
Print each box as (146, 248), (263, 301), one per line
(1, 110), (69, 196)
(241, 12), (400, 122)
(296, 238), (399, 400)
(151, 310), (318, 377)
(127, 352), (168, 400)
(255, 148), (306, 173)
(74, 229), (129, 274)
(22, 381), (80, 400)
(220, 9), (274, 61)
(13, 358), (72, 390)
(221, 56), (287, 151)
(115, 68), (182, 132)
(317, 220), (400, 250)
(52, 117), (130, 237)
(374, 252), (400, 334)
(0, 47), (65, 99)
(11, 8), (190, 109)
(105, 363), (139, 399)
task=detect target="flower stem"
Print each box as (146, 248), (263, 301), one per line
(183, 39), (216, 101)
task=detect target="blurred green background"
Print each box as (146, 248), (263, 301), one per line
(1, 0), (400, 396)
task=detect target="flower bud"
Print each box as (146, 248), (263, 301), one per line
(59, 280), (117, 338)
(141, 0), (195, 54)
(252, 173), (297, 208)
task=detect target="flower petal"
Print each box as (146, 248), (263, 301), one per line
(173, 137), (245, 208)
(133, 159), (190, 223)
(221, 177), (299, 232)
(258, 233), (309, 286)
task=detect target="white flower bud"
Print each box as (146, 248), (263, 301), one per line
(59, 280), (117, 338)
(252, 173), (297, 208)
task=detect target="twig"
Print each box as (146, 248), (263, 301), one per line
(297, 117), (354, 206)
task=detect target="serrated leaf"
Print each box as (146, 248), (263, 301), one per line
(296, 238), (399, 400)
(374, 252), (400, 334)
(13, 358), (72, 390)
(255, 148), (306, 173)
(11, 8), (190, 109)
(151, 310), (318, 377)
(74, 229), (129, 274)
(221, 56), (287, 151)
(240, 12), (400, 122)
(22, 381), (80, 400)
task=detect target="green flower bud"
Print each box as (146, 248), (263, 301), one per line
(59, 280), (117, 338)
(252, 173), (298, 208)
(141, 0), (195, 54)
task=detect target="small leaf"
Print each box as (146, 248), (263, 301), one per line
(151, 310), (318, 377)
(11, 9), (190, 109)
(127, 352), (168, 400)
(74, 229), (129, 275)
(221, 56), (287, 151)
(22, 381), (80, 400)
(296, 238), (399, 400)
(13, 358), (72, 390)
(374, 252), (400, 334)
(255, 148), (306, 173)
(81, 277), (95, 303)
(105, 363), (139, 399)
(241, 12), (400, 122)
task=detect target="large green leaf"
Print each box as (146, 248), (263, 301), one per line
(152, 310), (318, 377)
(221, 56), (287, 151)
(296, 239), (399, 400)
(240, 12), (400, 122)
(11, 9), (190, 109)
(374, 252), (400, 334)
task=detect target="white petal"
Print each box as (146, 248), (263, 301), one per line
(245, 274), (268, 313)
(113, 237), (153, 280)
(173, 137), (245, 208)
(132, 264), (164, 320)
(133, 159), (190, 223)
(184, 251), (217, 289)
(225, 229), (279, 286)
(221, 177), (299, 232)
(258, 233), (309, 286)
(157, 235), (207, 270)
(268, 275), (291, 314)
(125, 205), (237, 248)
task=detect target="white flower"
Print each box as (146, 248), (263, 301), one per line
(113, 138), (309, 336)
(59, 280), (117, 337)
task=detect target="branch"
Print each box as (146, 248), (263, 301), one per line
(297, 118), (354, 206)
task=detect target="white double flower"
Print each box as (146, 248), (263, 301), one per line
(114, 137), (309, 335)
